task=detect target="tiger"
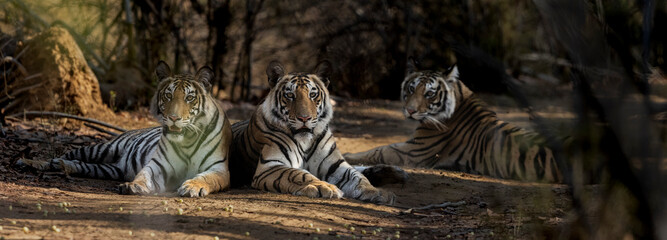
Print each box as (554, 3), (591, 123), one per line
(229, 60), (396, 204)
(20, 61), (232, 197)
(344, 58), (563, 183)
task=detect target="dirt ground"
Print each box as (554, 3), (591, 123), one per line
(0, 97), (581, 240)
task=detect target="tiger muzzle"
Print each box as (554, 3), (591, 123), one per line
(167, 115), (183, 133)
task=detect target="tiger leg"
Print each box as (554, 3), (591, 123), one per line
(252, 165), (343, 199)
(16, 136), (125, 173)
(50, 158), (123, 180)
(324, 151), (395, 204)
(251, 144), (343, 199)
(344, 147), (383, 165)
(118, 159), (166, 195)
(345, 141), (442, 168)
(178, 158), (230, 197)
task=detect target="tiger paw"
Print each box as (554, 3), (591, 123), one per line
(15, 158), (51, 171)
(49, 158), (77, 175)
(294, 181), (343, 199)
(178, 179), (210, 197)
(118, 182), (151, 195)
(356, 187), (396, 205)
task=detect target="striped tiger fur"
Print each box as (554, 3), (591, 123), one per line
(344, 59), (563, 183)
(32, 61), (232, 197)
(229, 60), (395, 204)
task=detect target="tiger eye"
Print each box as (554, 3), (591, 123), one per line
(186, 95), (195, 102)
(165, 93), (173, 99)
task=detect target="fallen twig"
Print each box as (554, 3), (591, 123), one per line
(402, 200), (467, 214)
(413, 200), (467, 210)
(9, 111), (127, 133)
(84, 123), (119, 137)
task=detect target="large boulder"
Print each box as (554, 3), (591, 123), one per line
(10, 27), (112, 118)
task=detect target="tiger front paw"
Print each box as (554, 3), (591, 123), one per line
(294, 181), (344, 199)
(357, 187), (396, 205)
(178, 179), (211, 197)
(118, 182), (151, 195)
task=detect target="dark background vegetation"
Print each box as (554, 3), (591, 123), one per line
(1, 0), (666, 239)
(3, 0), (664, 102)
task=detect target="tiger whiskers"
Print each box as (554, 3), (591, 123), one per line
(424, 115), (448, 132)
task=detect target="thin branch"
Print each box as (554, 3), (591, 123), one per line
(9, 111), (127, 132)
(0, 81), (43, 103)
(411, 200), (467, 211)
(2, 56), (28, 76)
(84, 123), (118, 137)
(13, 44), (28, 60)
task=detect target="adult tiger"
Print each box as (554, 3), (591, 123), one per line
(22, 61), (232, 197)
(229, 60), (395, 204)
(344, 59), (563, 183)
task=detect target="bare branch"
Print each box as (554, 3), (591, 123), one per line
(84, 123), (118, 137)
(9, 111), (127, 132)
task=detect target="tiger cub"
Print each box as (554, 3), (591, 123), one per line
(229, 60), (395, 204)
(345, 59), (563, 183)
(31, 61), (232, 197)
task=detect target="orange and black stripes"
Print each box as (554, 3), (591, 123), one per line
(229, 60), (394, 204)
(345, 66), (563, 183)
(49, 62), (232, 197)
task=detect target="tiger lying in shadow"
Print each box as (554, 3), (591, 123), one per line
(345, 58), (563, 183)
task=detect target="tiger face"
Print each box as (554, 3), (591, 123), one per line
(264, 60), (333, 136)
(401, 59), (459, 130)
(150, 61), (214, 141)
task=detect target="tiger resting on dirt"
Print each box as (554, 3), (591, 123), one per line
(229, 60), (397, 204)
(19, 61), (232, 197)
(345, 58), (563, 183)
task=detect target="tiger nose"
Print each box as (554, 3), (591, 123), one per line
(297, 115), (312, 123)
(406, 108), (417, 115)
(168, 115), (181, 122)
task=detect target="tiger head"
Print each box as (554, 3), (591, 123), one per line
(150, 61), (214, 141)
(262, 60), (333, 137)
(401, 58), (459, 131)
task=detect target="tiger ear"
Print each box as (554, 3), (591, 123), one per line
(406, 57), (417, 76)
(156, 60), (172, 81)
(266, 60), (285, 88)
(195, 66), (214, 92)
(445, 64), (459, 83)
(314, 60), (332, 87)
